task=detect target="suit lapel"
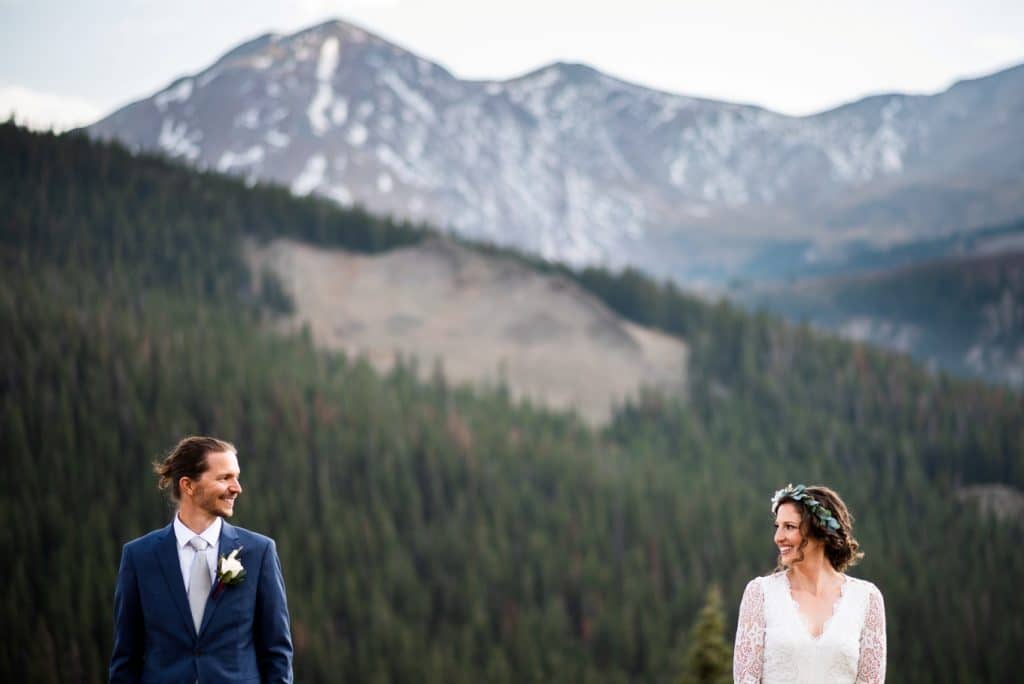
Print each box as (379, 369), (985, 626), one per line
(198, 520), (240, 638)
(155, 524), (196, 637)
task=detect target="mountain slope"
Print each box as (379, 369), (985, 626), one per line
(747, 248), (1024, 387)
(88, 20), (1024, 283)
(247, 236), (687, 423)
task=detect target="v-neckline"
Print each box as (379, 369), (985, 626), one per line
(782, 571), (848, 641)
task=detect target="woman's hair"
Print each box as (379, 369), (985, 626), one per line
(153, 436), (236, 501)
(773, 485), (863, 572)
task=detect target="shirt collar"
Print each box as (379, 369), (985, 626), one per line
(173, 513), (222, 550)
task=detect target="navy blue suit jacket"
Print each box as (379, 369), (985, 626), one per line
(110, 520), (293, 683)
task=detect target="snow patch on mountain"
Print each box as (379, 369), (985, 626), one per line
(198, 69), (220, 88)
(376, 144), (429, 187)
(308, 36), (341, 135)
(266, 129), (290, 147)
(155, 80), (193, 111)
(218, 145), (264, 172)
(323, 184), (353, 206)
(380, 70), (436, 122)
(347, 124), (368, 146)
(158, 118), (200, 160)
(235, 107), (261, 129)
(670, 156), (688, 186)
(292, 154), (327, 195)
(308, 92), (332, 135)
(316, 35), (340, 79)
(331, 99), (348, 126)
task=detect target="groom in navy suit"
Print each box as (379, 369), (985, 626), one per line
(110, 436), (293, 683)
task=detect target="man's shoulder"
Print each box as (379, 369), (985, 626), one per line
(121, 521), (277, 553)
(226, 523), (276, 549)
(122, 524), (172, 552)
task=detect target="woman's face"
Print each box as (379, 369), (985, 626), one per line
(774, 502), (819, 565)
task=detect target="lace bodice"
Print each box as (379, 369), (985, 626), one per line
(733, 572), (886, 683)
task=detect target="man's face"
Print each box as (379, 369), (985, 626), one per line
(187, 450), (242, 518)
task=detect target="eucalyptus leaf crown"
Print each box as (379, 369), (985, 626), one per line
(771, 484), (841, 533)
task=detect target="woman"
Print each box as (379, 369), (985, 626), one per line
(733, 484), (886, 683)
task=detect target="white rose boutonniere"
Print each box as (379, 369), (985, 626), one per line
(213, 547), (246, 597)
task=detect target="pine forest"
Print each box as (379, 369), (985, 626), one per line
(2, 123), (1022, 682)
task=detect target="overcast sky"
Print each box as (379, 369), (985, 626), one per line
(2, 0), (1022, 130)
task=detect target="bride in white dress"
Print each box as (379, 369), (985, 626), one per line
(733, 484), (886, 683)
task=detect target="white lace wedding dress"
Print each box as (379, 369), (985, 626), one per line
(733, 572), (886, 683)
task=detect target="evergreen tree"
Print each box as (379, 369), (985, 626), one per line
(680, 585), (732, 684)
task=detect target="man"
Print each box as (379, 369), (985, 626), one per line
(110, 436), (293, 683)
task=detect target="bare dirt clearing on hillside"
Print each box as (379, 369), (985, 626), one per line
(247, 238), (687, 424)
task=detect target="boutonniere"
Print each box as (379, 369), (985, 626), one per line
(213, 547), (246, 597)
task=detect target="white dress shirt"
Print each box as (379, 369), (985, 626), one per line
(173, 514), (221, 592)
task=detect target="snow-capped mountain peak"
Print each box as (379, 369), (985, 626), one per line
(89, 21), (1024, 282)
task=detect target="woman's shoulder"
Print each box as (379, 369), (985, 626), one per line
(744, 571), (787, 594)
(843, 574), (884, 601)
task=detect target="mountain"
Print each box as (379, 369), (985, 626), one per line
(87, 19), (1024, 285)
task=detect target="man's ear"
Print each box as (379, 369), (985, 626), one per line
(178, 476), (194, 498)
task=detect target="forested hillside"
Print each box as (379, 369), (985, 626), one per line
(747, 249), (1024, 388)
(2, 123), (1022, 682)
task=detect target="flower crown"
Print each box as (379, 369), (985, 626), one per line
(771, 484), (841, 533)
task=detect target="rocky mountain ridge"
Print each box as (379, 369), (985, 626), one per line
(88, 19), (1024, 285)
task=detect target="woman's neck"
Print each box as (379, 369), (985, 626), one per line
(788, 553), (841, 595)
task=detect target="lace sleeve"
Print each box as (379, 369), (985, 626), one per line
(855, 585), (886, 683)
(733, 578), (765, 684)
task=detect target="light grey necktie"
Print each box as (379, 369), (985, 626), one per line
(187, 537), (212, 633)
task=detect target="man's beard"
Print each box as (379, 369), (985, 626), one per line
(199, 489), (234, 518)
